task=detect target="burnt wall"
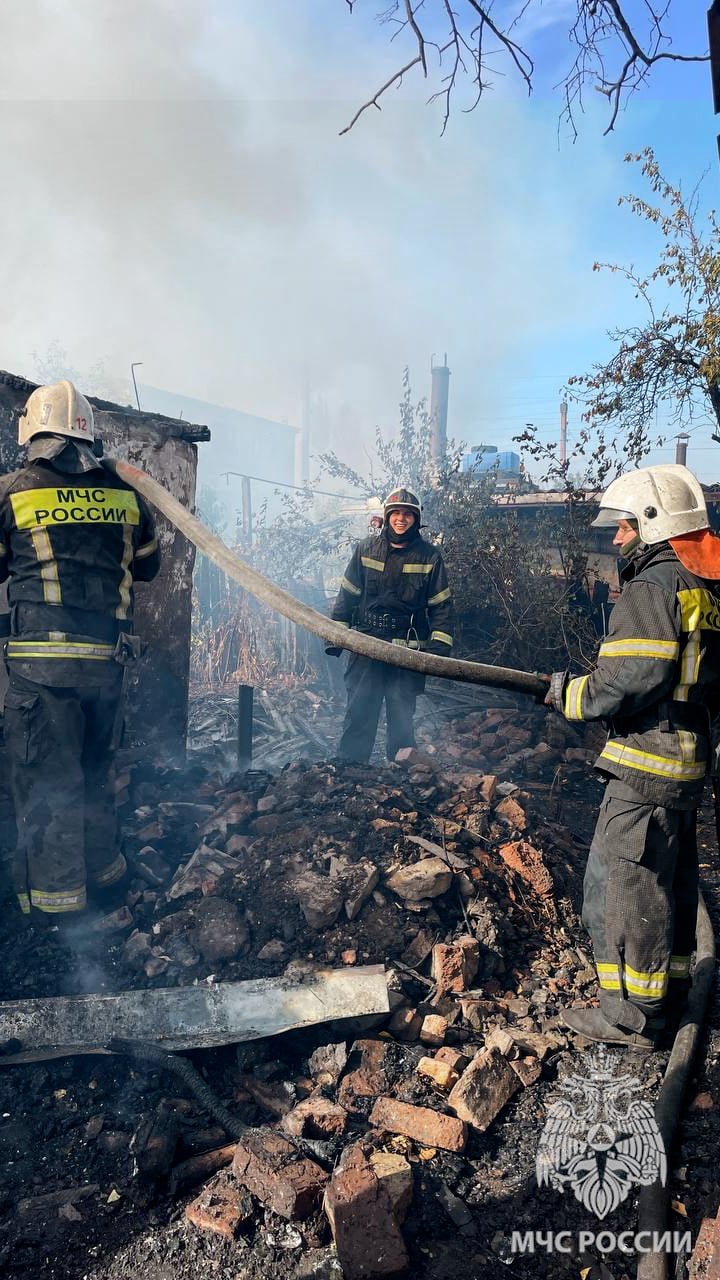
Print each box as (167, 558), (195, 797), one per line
(0, 371), (210, 763)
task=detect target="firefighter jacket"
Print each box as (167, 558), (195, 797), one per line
(331, 529), (453, 654)
(561, 542), (720, 808)
(0, 457), (160, 686)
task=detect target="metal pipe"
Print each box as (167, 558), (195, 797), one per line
(130, 363), (143, 412)
(237, 685), (254, 770)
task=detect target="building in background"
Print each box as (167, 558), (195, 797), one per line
(462, 444), (523, 490)
(139, 385), (301, 530)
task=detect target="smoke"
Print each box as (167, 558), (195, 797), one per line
(0, 0), (626, 468)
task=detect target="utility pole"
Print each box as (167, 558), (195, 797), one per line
(709, 3), (720, 154)
(559, 401), (568, 466)
(130, 362), (143, 411)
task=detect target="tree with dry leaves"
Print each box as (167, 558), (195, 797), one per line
(341, 1), (707, 136)
(559, 149), (720, 470)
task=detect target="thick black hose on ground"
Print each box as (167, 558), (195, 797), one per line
(109, 1037), (246, 1140)
(114, 460), (548, 700)
(636, 891), (716, 1280)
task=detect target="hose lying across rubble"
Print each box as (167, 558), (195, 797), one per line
(118, 463), (716, 1271)
(113, 461), (549, 700)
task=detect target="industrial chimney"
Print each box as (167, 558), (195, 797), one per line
(430, 354), (450, 464)
(675, 433), (689, 466)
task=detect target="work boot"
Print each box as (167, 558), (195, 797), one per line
(87, 871), (130, 913)
(562, 1007), (664, 1050)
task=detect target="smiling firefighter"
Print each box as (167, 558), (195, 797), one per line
(327, 486), (453, 762)
(0, 380), (160, 929)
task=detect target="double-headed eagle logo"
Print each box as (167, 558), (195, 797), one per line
(536, 1047), (667, 1220)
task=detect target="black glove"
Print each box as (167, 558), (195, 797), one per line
(545, 670), (568, 713)
(425, 642), (452, 658)
(325, 646), (343, 657)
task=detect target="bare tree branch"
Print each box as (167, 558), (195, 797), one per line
(341, 0), (707, 136)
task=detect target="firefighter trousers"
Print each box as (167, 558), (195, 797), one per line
(4, 670), (127, 915)
(582, 777), (698, 1032)
(338, 653), (425, 764)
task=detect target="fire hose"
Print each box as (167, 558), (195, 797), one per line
(112, 461), (549, 700)
(116, 463), (717, 1275)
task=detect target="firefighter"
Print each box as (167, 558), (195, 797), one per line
(328, 486), (453, 762)
(0, 380), (160, 927)
(546, 463), (720, 1048)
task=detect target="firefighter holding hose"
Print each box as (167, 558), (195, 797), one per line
(546, 464), (720, 1049)
(328, 487), (453, 762)
(0, 380), (160, 929)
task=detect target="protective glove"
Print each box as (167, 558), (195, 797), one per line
(325, 646), (343, 657)
(545, 670), (568, 714)
(424, 642), (452, 658)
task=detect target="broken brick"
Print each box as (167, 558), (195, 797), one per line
(448, 1049), (521, 1132)
(435, 1047), (470, 1074)
(232, 1127), (328, 1220)
(369, 1151), (413, 1221)
(369, 1097), (467, 1153)
(494, 796), (527, 832)
(324, 1142), (408, 1278)
(416, 1057), (459, 1090)
(497, 840), (554, 899)
(509, 1056), (542, 1088)
(282, 1094), (349, 1140)
(185, 1169), (254, 1239)
(431, 937), (479, 995)
(419, 1015), (448, 1047)
(338, 1040), (390, 1110)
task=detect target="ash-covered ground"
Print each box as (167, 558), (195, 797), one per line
(0, 684), (716, 1280)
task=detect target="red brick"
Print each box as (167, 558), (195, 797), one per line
(282, 1094), (349, 1140)
(369, 1096), (467, 1153)
(338, 1040), (390, 1111)
(232, 1127), (328, 1220)
(497, 840), (554, 899)
(185, 1169), (254, 1239)
(431, 938), (479, 994)
(324, 1142), (408, 1278)
(509, 1056), (542, 1088)
(448, 1049), (520, 1132)
(494, 796), (527, 831)
(435, 1047), (470, 1074)
(419, 1015), (447, 1046)
(416, 1057), (458, 1090)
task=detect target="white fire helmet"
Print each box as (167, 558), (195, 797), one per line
(591, 464), (708, 544)
(19, 380), (95, 447)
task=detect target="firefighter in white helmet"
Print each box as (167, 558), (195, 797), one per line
(328, 486), (453, 761)
(546, 463), (720, 1048)
(0, 381), (160, 930)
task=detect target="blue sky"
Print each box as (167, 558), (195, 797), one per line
(0, 2), (716, 481)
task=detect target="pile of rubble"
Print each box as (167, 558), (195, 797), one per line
(1, 701), (628, 1279)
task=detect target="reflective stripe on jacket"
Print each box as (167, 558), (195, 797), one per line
(0, 459), (159, 684)
(561, 544), (720, 806)
(332, 531), (453, 653)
